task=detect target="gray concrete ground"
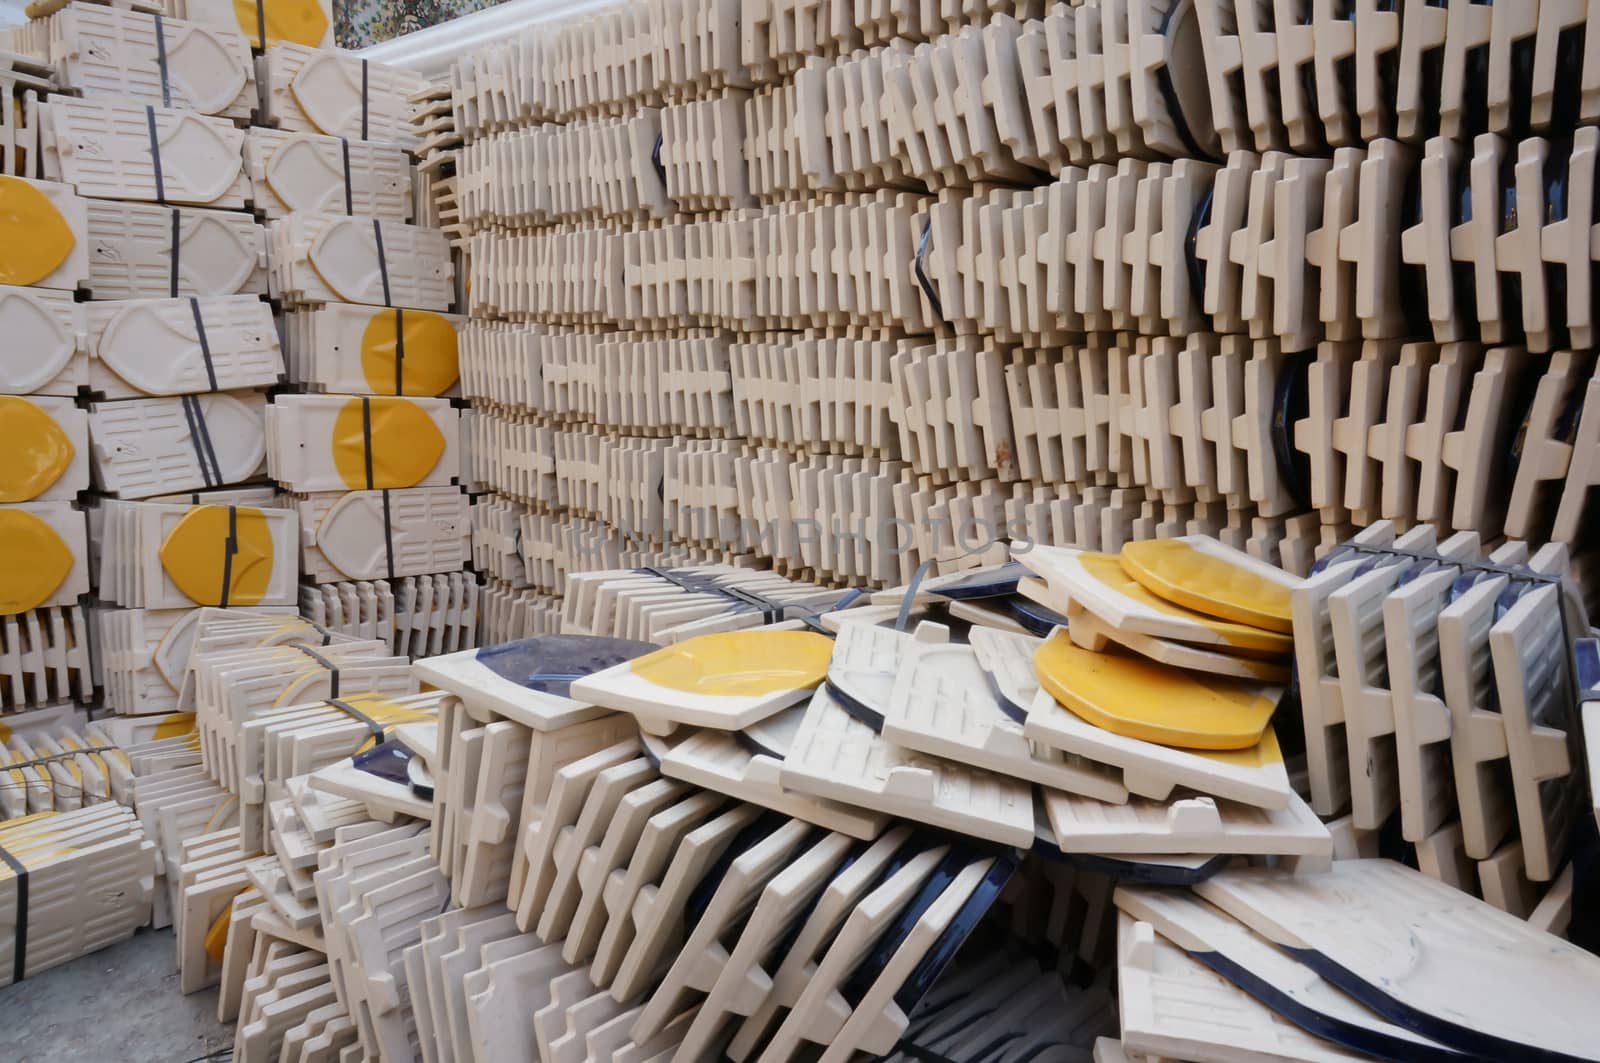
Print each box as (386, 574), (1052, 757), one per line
(0, 926), (232, 1063)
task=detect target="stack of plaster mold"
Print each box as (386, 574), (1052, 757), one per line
(171, 538), (1597, 1061)
(258, 44), (470, 661)
(145, 607), (443, 1000)
(446, 0), (1600, 600)
(0, 703), (204, 821)
(0, 52), (90, 712)
(0, 801), (158, 988)
(0, 1), (302, 723)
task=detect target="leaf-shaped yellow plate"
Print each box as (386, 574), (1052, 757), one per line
(0, 177), (74, 287)
(331, 397), (446, 490)
(233, 0), (328, 48)
(361, 309), (459, 396)
(0, 397), (73, 502)
(158, 505), (275, 606)
(0, 507), (73, 615)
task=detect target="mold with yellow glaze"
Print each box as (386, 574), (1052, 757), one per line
(569, 629), (836, 734)
(629, 630), (834, 697)
(0, 396), (74, 502)
(1033, 629), (1281, 750)
(157, 505), (276, 606)
(1119, 536), (1298, 634)
(0, 176), (76, 287)
(330, 397), (447, 490)
(233, 0), (329, 48)
(1018, 543), (1292, 656)
(0, 507), (75, 615)
(359, 309), (460, 396)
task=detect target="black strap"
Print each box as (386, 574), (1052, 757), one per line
(360, 60), (369, 140)
(188, 298), (217, 392)
(360, 397), (375, 489)
(217, 504), (238, 607)
(914, 216), (944, 323)
(392, 308), (405, 394)
(340, 138), (353, 215)
(651, 133), (666, 185)
(372, 219), (391, 306)
(168, 208), (181, 297)
(145, 106), (166, 204)
(181, 395), (222, 487)
(294, 645), (341, 697)
(324, 698), (385, 743)
(380, 488), (396, 580)
(253, 0), (266, 50)
(152, 13), (171, 108)
(0, 841), (27, 985)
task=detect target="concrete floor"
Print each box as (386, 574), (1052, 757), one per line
(0, 927), (233, 1063)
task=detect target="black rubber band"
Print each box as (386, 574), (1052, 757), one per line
(145, 106), (166, 204)
(217, 505), (238, 607)
(0, 746), (119, 775)
(181, 395), (222, 487)
(340, 138), (353, 215)
(0, 841), (27, 985)
(324, 698), (385, 743)
(169, 208), (181, 297)
(360, 396), (375, 490)
(360, 60), (369, 140)
(392, 308), (405, 394)
(380, 488), (396, 580)
(189, 298), (218, 392)
(372, 219), (391, 306)
(914, 216), (944, 323)
(295, 645), (341, 698)
(153, 13), (171, 108)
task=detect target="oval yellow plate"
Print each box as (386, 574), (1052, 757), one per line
(629, 630), (834, 698)
(157, 505), (275, 606)
(360, 309), (460, 396)
(1119, 537), (1297, 634)
(0, 397), (73, 503)
(0, 176), (75, 287)
(331, 397), (446, 490)
(1033, 629), (1281, 750)
(0, 507), (74, 615)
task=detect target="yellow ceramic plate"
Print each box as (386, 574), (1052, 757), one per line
(0, 176), (75, 287)
(631, 630), (833, 697)
(157, 505), (276, 607)
(1033, 629), (1281, 750)
(1119, 536), (1298, 634)
(0, 507), (74, 615)
(0, 397), (73, 503)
